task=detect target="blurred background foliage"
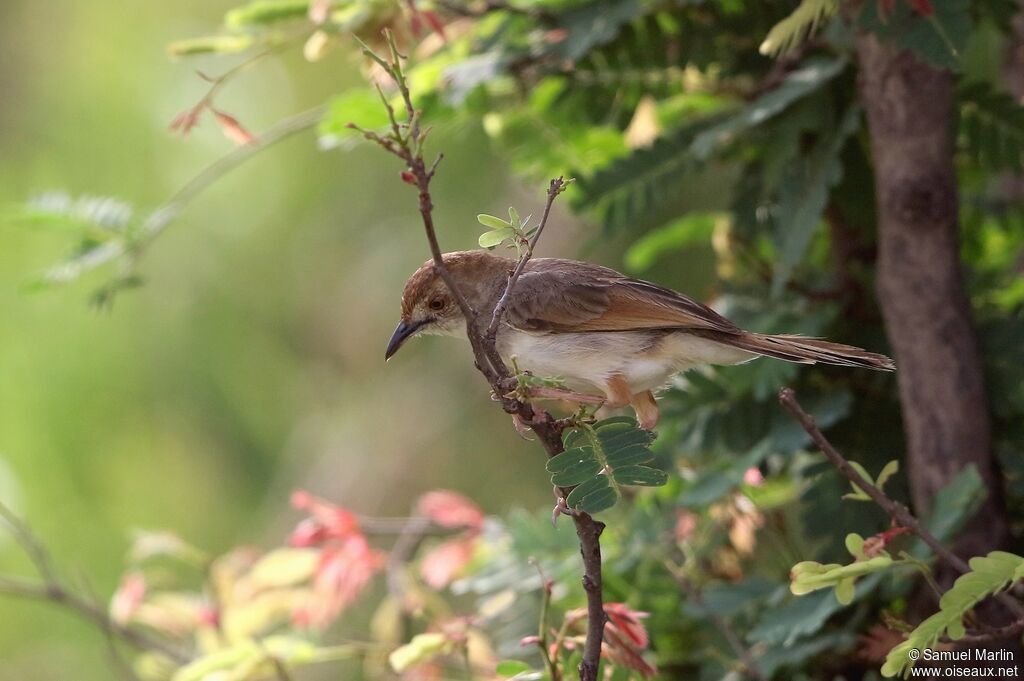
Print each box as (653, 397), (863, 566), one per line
(3, 0), (1024, 679)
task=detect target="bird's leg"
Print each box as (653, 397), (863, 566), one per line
(603, 374), (634, 409)
(630, 390), (660, 431)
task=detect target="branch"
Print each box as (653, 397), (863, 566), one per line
(485, 177), (567, 342)
(356, 30), (605, 680)
(777, 388), (1024, 621)
(45, 105), (327, 285)
(0, 502), (190, 664)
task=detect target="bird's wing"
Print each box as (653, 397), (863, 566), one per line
(504, 260), (740, 334)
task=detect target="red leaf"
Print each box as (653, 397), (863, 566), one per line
(419, 536), (477, 589)
(605, 602), (650, 648)
(422, 10), (447, 40)
(212, 109), (258, 146)
(301, 534), (384, 628)
(289, 490), (361, 546)
(603, 628), (658, 677)
(416, 490), (484, 529)
(602, 603), (657, 677)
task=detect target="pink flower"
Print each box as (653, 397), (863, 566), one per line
(743, 467), (764, 487)
(416, 490), (484, 530)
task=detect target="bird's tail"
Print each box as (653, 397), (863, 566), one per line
(724, 333), (895, 371)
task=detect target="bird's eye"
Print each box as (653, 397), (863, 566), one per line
(428, 297), (446, 311)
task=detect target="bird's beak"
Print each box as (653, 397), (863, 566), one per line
(385, 319), (425, 360)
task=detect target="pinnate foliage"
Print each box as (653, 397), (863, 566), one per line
(759, 0), (838, 57)
(547, 417), (667, 514)
(882, 551), (1024, 678)
(958, 81), (1024, 172)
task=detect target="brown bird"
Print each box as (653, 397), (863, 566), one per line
(386, 251), (894, 429)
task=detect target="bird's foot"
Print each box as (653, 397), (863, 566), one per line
(511, 413), (536, 440)
(551, 493), (579, 526)
(631, 390), (660, 431)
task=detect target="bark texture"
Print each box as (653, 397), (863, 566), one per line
(854, 33), (1009, 557)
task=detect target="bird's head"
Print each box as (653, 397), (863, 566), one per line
(385, 250), (512, 360)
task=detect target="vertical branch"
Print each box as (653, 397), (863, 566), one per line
(853, 26), (1009, 562)
(353, 30), (606, 679)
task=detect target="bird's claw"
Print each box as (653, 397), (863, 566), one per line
(512, 413), (536, 440)
(551, 495), (578, 526)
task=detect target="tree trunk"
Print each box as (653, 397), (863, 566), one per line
(853, 33), (1010, 558)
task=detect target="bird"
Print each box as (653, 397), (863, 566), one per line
(386, 250), (894, 429)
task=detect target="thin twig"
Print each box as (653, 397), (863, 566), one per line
(44, 105), (327, 285)
(357, 30), (606, 680)
(485, 177), (567, 341)
(386, 515), (432, 610)
(0, 500), (191, 663)
(778, 388), (1024, 621)
(530, 559), (561, 681)
(956, 618), (1024, 644)
(0, 574), (190, 663)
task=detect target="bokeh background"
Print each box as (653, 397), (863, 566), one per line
(0, 2), (714, 677)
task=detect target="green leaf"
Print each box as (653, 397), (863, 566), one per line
(759, 0), (838, 57)
(882, 551), (1024, 677)
(748, 589), (845, 646)
(790, 556), (894, 600)
(477, 214), (512, 230)
(875, 460), (899, 491)
(576, 485), (621, 514)
(554, 418), (664, 513)
(479, 228), (517, 249)
(858, 0), (971, 71)
(318, 90), (393, 150)
(604, 444), (655, 467)
(546, 446), (596, 473)
(845, 533), (867, 561)
(611, 465), (667, 486)
(624, 212), (720, 272)
(168, 34), (254, 57)
(919, 464), (985, 546)
(690, 58), (847, 160)
(958, 81), (1024, 172)
(771, 104), (860, 293)
(389, 633), (450, 673)
(246, 548), (318, 589)
(834, 578), (855, 605)
(225, 0), (310, 29)
(565, 475), (618, 513)
(496, 660), (532, 677)
(543, 0), (646, 62)
(550, 459), (604, 486)
(575, 58), (845, 231)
